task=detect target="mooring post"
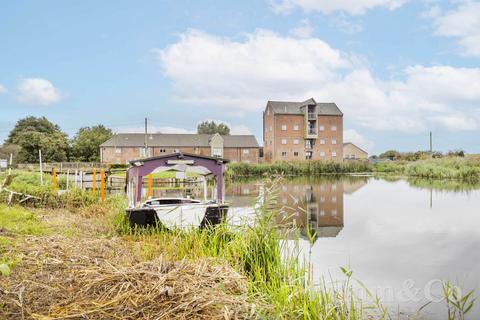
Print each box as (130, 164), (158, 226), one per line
(147, 174), (152, 198)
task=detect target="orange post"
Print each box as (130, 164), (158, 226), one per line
(52, 167), (57, 192)
(100, 169), (105, 206)
(147, 174), (153, 198)
(92, 168), (97, 193)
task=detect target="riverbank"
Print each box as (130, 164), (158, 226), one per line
(0, 176), (374, 319)
(227, 156), (480, 181)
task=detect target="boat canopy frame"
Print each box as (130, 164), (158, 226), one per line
(126, 152), (229, 207)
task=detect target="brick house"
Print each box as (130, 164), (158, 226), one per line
(263, 98), (343, 162)
(100, 133), (259, 164)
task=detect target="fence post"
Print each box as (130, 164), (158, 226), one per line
(53, 167), (57, 192)
(74, 169), (78, 187)
(100, 169), (105, 206)
(80, 171), (83, 189)
(66, 169), (70, 190)
(92, 168), (97, 193)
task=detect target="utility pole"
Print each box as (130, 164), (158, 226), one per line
(144, 117), (148, 157)
(429, 131), (433, 153)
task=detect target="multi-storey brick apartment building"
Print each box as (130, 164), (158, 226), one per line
(100, 133), (259, 164)
(263, 98), (343, 162)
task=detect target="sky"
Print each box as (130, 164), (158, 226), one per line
(1, 0), (480, 155)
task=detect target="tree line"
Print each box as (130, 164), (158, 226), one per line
(0, 116), (112, 163)
(1, 117), (231, 164)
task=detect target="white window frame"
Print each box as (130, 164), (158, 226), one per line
(243, 149), (250, 155)
(281, 139), (287, 145)
(319, 125), (325, 131)
(115, 148), (122, 154)
(320, 151), (325, 157)
(293, 124), (299, 131)
(281, 124), (287, 131)
(332, 151), (337, 157)
(212, 148), (222, 157)
(294, 151), (299, 157)
(320, 139), (325, 145)
(331, 125), (337, 131)
(332, 139), (337, 145)
(293, 139), (299, 145)
(281, 151), (287, 157)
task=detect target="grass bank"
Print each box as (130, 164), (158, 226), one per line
(227, 157), (480, 182)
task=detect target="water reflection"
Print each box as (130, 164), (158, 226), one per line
(226, 176), (480, 319)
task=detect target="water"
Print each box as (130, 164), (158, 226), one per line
(226, 176), (480, 319)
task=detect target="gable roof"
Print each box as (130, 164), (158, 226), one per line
(266, 98), (343, 116)
(343, 142), (368, 154)
(100, 133), (259, 148)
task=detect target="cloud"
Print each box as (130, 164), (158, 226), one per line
(0, 84), (7, 94)
(16, 78), (62, 106)
(330, 14), (363, 34)
(270, 0), (409, 15)
(344, 129), (374, 152)
(119, 125), (195, 134)
(290, 19), (314, 38)
(154, 29), (480, 133)
(428, 1), (480, 56)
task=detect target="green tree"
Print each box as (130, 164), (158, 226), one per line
(197, 121), (230, 135)
(0, 144), (21, 164)
(71, 125), (112, 161)
(6, 117), (69, 163)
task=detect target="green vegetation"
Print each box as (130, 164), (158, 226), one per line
(70, 125), (112, 161)
(227, 157), (480, 182)
(0, 204), (47, 236)
(197, 120), (230, 135)
(227, 161), (372, 177)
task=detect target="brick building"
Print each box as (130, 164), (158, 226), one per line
(263, 98), (343, 162)
(100, 133), (259, 164)
(343, 142), (368, 160)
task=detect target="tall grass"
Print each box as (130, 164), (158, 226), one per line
(114, 180), (374, 319)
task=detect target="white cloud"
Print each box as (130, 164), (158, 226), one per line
(290, 19), (314, 38)
(155, 29), (480, 133)
(270, 0), (409, 15)
(428, 1), (480, 56)
(0, 84), (7, 94)
(344, 129), (374, 152)
(16, 78), (62, 106)
(330, 14), (363, 34)
(119, 125), (195, 134)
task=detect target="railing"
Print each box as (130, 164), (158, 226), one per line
(307, 129), (316, 135)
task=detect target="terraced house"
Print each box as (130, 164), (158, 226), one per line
(263, 98), (343, 162)
(100, 133), (259, 164)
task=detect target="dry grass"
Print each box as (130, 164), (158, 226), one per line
(0, 235), (254, 320)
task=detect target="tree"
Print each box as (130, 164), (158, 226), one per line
(0, 144), (21, 164)
(6, 116), (69, 163)
(71, 125), (112, 161)
(197, 121), (230, 135)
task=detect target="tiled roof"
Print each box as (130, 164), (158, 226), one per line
(100, 133), (259, 148)
(267, 98), (343, 116)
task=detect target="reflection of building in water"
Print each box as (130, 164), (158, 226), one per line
(277, 179), (367, 240)
(225, 183), (261, 207)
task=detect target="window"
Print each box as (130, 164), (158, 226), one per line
(319, 125), (325, 131)
(332, 151), (337, 157)
(212, 148), (222, 157)
(331, 125), (337, 131)
(243, 149), (250, 154)
(267, 108), (270, 115)
(320, 196), (325, 203)
(159, 149), (166, 153)
(294, 152), (299, 157)
(306, 151), (312, 160)
(293, 124), (299, 131)
(332, 209), (337, 216)
(281, 139), (287, 145)
(332, 196), (337, 203)
(173, 148), (180, 153)
(332, 139), (337, 145)
(281, 124), (287, 131)
(139, 147), (146, 157)
(305, 140), (312, 149)
(115, 148), (122, 154)
(270, 126), (273, 132)
(332, 184), (337, 191)
(320, 139), (325, 145)
(281, 151), (287, 157)
(293, 139), (299, 145)
(320, 151), (325, 157)
(320, 210), (325, 216)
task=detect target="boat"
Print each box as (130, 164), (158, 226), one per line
(125, 153), (229, 229)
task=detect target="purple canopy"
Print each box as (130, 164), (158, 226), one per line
(126, 152), (229, 205)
